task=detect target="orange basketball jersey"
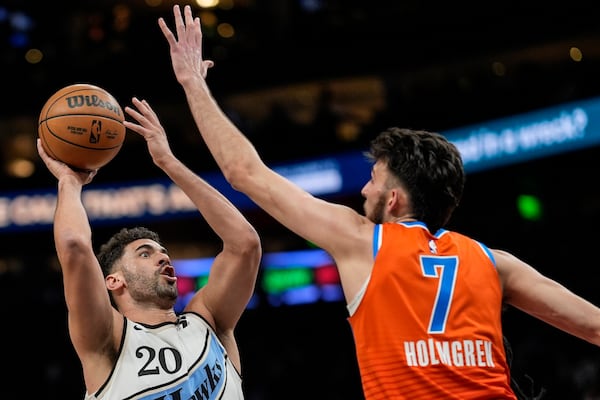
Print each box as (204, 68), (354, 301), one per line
(347, 221), (517, 399)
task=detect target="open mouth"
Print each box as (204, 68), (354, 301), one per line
(160, 265), (177, 282)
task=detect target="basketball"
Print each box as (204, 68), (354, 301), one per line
(38, 83), (126, 171)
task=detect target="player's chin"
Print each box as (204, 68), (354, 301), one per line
(157, 285), (178, 302)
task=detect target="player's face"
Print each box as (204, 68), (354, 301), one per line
(361, 161), (391, 224)
(120, 239), (178, 308)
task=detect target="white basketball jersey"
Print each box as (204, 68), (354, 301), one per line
(85, 312), (244, 400)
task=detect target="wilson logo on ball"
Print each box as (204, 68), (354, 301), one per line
(65, 94), (122, 117)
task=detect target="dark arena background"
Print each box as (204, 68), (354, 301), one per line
(2, 1), (600, 398)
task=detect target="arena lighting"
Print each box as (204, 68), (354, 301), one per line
(516, 194), (543, 221)
(172, 248), (343, 311)
(0, 8), (34, 49)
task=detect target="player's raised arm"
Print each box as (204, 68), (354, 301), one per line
(124, 96), (262, 371)
(158, 5), (369, 261)
(37, 139), (122, 393)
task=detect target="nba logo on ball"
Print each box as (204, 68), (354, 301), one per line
(38, 83), (126, 171)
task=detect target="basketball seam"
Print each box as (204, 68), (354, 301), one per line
(39, 122), (123, 150)
(39, 114), (124, 124)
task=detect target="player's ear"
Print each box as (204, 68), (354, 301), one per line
(388, 187), (409, 214)
(106, 272), (124, 290)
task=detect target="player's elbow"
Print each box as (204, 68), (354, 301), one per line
(242, 227), (262, 261)
(56, 231), (93, 267)
(222, 162), (246, 188)
(236, 226), (262, 269)
(221, 157), (263, 194)
(57, 230), (91, 252)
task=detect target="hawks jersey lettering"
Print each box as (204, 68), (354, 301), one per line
(85, 312), (243, 400)
(347, 221), (517, 400)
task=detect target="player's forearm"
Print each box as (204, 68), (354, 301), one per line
(181, 77), (262, 188)
(54, 177), (93, 262)
(509, 275), (600, 347)
(541, 290), (600, 347)
(157, 153), (257, 245)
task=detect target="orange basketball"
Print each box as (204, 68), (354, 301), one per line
(38, 83), (126, 171)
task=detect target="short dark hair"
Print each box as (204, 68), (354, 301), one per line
(97, 227), (162, 277)
(367, 127), (465, 233)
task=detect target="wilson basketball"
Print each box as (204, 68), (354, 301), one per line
(38, 83), (126, 171)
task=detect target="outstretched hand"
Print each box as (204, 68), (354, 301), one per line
(123, 97), (174, 166)
(158, 4), (214, 86)
(37, 139), (98, 185)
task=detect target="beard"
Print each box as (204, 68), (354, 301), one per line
(122, 267), (178, 309)
(364, 194), (386, 224)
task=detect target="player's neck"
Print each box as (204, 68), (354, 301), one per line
(121, 304), (178, 325)
(392, 215), (416, 224)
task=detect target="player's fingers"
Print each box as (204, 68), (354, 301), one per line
(173, 5), (185, 41)
(158, 18), (176, 46)
(124, 104), (144, 122)
(184, 5), (195, 31)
